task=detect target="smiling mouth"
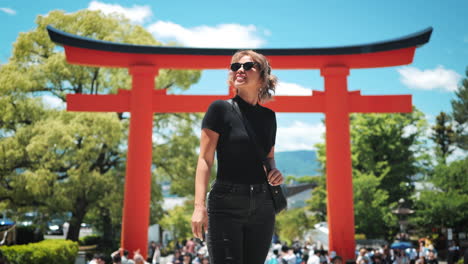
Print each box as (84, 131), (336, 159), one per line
(236, 75), (246, 81)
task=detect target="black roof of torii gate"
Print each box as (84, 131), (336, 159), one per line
(47, 25), (432, 56)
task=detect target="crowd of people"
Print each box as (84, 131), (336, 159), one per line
(85, 237), (467, 264)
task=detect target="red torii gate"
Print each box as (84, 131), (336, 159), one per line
(47, 26), (432, 261)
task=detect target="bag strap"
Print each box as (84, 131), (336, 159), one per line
(228, 99), (272, 172)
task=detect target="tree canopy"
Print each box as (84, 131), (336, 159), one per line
(0, 9), (202, 244)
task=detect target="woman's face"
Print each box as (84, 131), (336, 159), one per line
(232, 55), (262, 94)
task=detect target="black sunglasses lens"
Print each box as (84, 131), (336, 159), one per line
(230, 63), (241, 71)
(230, 62), (255, 71)
(243, 62), (255, 70)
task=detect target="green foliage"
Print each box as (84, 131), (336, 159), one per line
(153, 114), (202, 196)
(305, 175), (327, 222)
(275, 208), (316, 245)
(451, 67), (468, 150)
(430, 112), (455, 164)
(309, 109), (429, 239)
(353, 171), (397, 239)
(159, 201), (194, 242)
(349, 109), (429, 204)
(15, 225), (44, 245)
(79, 234), (102, 246)
(0, 8), (202, 246)
(412, 157), (468, 234)
(1, 239), (79, 264)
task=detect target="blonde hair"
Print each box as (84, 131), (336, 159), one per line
(228, 50), (278, 103)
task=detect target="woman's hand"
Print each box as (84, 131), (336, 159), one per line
(191, 205), (208, 240)
(267, 168), (284, 186)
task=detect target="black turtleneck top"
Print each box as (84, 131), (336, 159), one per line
(202, 95), (277, 184)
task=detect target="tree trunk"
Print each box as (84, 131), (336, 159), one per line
(66, 198), (87, 241)
(100, 208), (115, 248)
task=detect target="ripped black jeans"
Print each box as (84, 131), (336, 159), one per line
(207, 181), (275, 264)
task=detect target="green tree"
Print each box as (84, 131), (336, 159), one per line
(159, 202), (194, 243)
(349, 109), (429, 204)
(308, 109), (429, 238)
(451, 68), (468, 150)
(430, 112), (455, 164)
(412, 157), (468, 234)
(275, 208), (316, 245)
(353, 171), (397, 239)
(0, 9), (202, 243)
(305, 175), (327, 222)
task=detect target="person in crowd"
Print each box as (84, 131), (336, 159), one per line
(111, 248), (134, 264)
(406, 247), (418, 264)
(331, 256), (344, 264)
(281, 245), (297, 264)
(113, 254), (122, 264)
(133, 251), (149, 264)
(319, 250), (328, 264)
(191, 49), (283, 264)
(381, 245), (393, 264)
(307, 250), (321, 264)
(192, 248), (207, 264)
(417, 241), (428, 259)
(170, 249), (183, 264)
(186, 238), (196, 256)
(447, 240), (460, 264)
(425, 250), (437, 264)
(394, 249), (410, 264)
(372, 253), (383, 264)
(148, 241), (157, 263)
(90, 253), (107, 264)
(415, 255), (426, 264)
(266, 249), (280, 264)
(201, 256), (210, 264)
(357, 248), (370, 264)
(182, 254), (193, 264)
(151, 243), (161, 264)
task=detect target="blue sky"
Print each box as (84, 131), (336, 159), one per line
(1, 0), (467, 153)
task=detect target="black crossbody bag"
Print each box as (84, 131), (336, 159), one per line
(228, 99), (287, 214)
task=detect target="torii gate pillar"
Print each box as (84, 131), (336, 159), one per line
(121, 65), (158, 255)
(322, 66), (355, 258)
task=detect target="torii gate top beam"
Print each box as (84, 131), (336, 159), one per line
(47, 26), (432, 69)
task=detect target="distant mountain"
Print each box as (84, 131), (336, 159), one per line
(275, 150), (321, 177)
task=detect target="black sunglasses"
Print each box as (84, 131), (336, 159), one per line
(230, 62), (257, 71)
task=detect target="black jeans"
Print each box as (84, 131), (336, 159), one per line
(207, 181), (275, 264)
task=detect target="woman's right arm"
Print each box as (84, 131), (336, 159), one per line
(191, 128), (219, 240)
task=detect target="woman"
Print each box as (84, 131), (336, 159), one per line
(191, 50), (284, 264)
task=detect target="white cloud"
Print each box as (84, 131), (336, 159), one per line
(447, 147), (468, 163)
(87, 1), (152, 24)
(147, 21), (266, 48)
(0, 7), (16, 15)
(275, 82), (313, 96)
(276, 121), (325, 152)
(41, 95), (65, 110)
(397, 66), (462, 92)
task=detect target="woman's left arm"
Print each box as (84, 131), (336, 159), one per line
(266, 146), (284, 186)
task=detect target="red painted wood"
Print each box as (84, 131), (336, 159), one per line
(120, 66), (158, 259)
(321, 66), (356, 261)
(64, 45), (416, 69)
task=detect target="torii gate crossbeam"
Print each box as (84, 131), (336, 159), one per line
(47, 25), (432, 261)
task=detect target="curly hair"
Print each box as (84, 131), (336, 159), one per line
(228, 50), (278, 103)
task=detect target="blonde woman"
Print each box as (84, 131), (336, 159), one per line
(191, 50), (284, 264)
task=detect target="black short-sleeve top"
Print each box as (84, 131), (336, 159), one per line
(202, 95), (277, 184)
